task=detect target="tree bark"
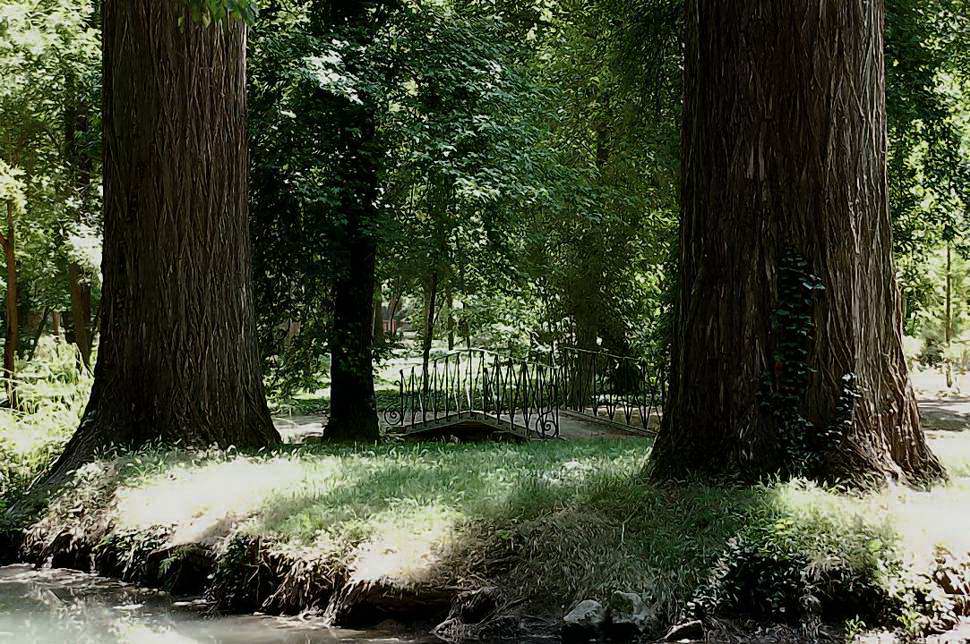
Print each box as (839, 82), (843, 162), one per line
(373, 287), (385, 345)
(51, 311), (61, 342)
(386, 293), (400, 340)
(650, 0), (943, 486)
(27, 308), (50, 362)
(44, 0), (278, 484)
(327, 172), (380, 441)
(2, 200), (18, 408)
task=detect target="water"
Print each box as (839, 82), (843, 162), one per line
(0, 565), (428, 644)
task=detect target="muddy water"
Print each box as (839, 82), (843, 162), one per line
(0, 565), (430, 643)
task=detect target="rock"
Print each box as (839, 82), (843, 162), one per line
(0, 530), (21, 566)
(457, 586), (500, 623)
(605, 591), (657, 640)
(324, 577), (452, 627)
(147, 543), (215, 596)
(562, 599), (607, 642)
(664, 619), (704, 642)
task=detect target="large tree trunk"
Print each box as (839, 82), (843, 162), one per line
(1, 200), (17, 407)
(44, 0), (278, 484)
(650, 0), (943, 486)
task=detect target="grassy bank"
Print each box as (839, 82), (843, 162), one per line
(4, 432), (969, 639)
(4, 354), (970, 640)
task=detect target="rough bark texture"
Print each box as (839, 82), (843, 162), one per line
(650, 0), (943, 485)
(45, 0), (278, 483)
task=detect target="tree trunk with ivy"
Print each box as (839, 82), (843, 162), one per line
(42, 0), (279, 485)
(650, 0), (944, 486)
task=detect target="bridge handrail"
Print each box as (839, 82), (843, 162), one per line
(384, 345), (665, 437)
(383, 347), (559, 438)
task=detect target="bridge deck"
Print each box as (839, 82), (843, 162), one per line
(274, 409), (654, 443)
(386, 409), (651, 440)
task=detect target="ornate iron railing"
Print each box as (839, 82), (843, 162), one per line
(382, 348), (560, 438)
(384, 346), (664, 438)
(549, 346), (664, 433)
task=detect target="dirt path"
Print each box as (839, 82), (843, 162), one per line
(273, 397), (970, 444)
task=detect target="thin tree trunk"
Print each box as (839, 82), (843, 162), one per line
(65, 82), (95, 369)
(328, 224), (379, 441)
(650, 0), (943, 486)
(446, 286), (454, 351)
(373, 287), (384, 345)
(386, 293), (400, 340)
(2, 200), (18, 408)
(27, 308), (50, 362)
(945, 241), (953, 388)
(67, 264), (92, 367)
(43, 0), (278, 486)
(319, 1), (383, 443)
(422, 270), (439, 387)
(51, 311), (61, 342)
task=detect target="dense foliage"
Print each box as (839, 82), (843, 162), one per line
(0, 0), (967, 398)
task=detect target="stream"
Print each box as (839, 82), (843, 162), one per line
(0, 565), (432, 643)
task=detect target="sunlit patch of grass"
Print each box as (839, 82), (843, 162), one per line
(930, 431), (970, 477)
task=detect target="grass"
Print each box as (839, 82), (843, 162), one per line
(6, 351), (970, 637)
(13, 432), (970, 636)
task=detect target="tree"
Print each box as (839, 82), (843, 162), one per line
(0, 163), (25, 405)
(320, 2), (388, 442)
(0, 0), (100, 404)
(45, 0), (278, 483)
(650, 0), (945, 485)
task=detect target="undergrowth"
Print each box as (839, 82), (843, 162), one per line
(0, 341), (91, 519)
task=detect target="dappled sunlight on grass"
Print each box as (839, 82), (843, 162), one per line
(24, 430), (970, 634)
(106, 440), (646, 583)
(349, 502), (462, 584)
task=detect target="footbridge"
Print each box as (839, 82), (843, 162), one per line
(382, 347), (665, 440)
